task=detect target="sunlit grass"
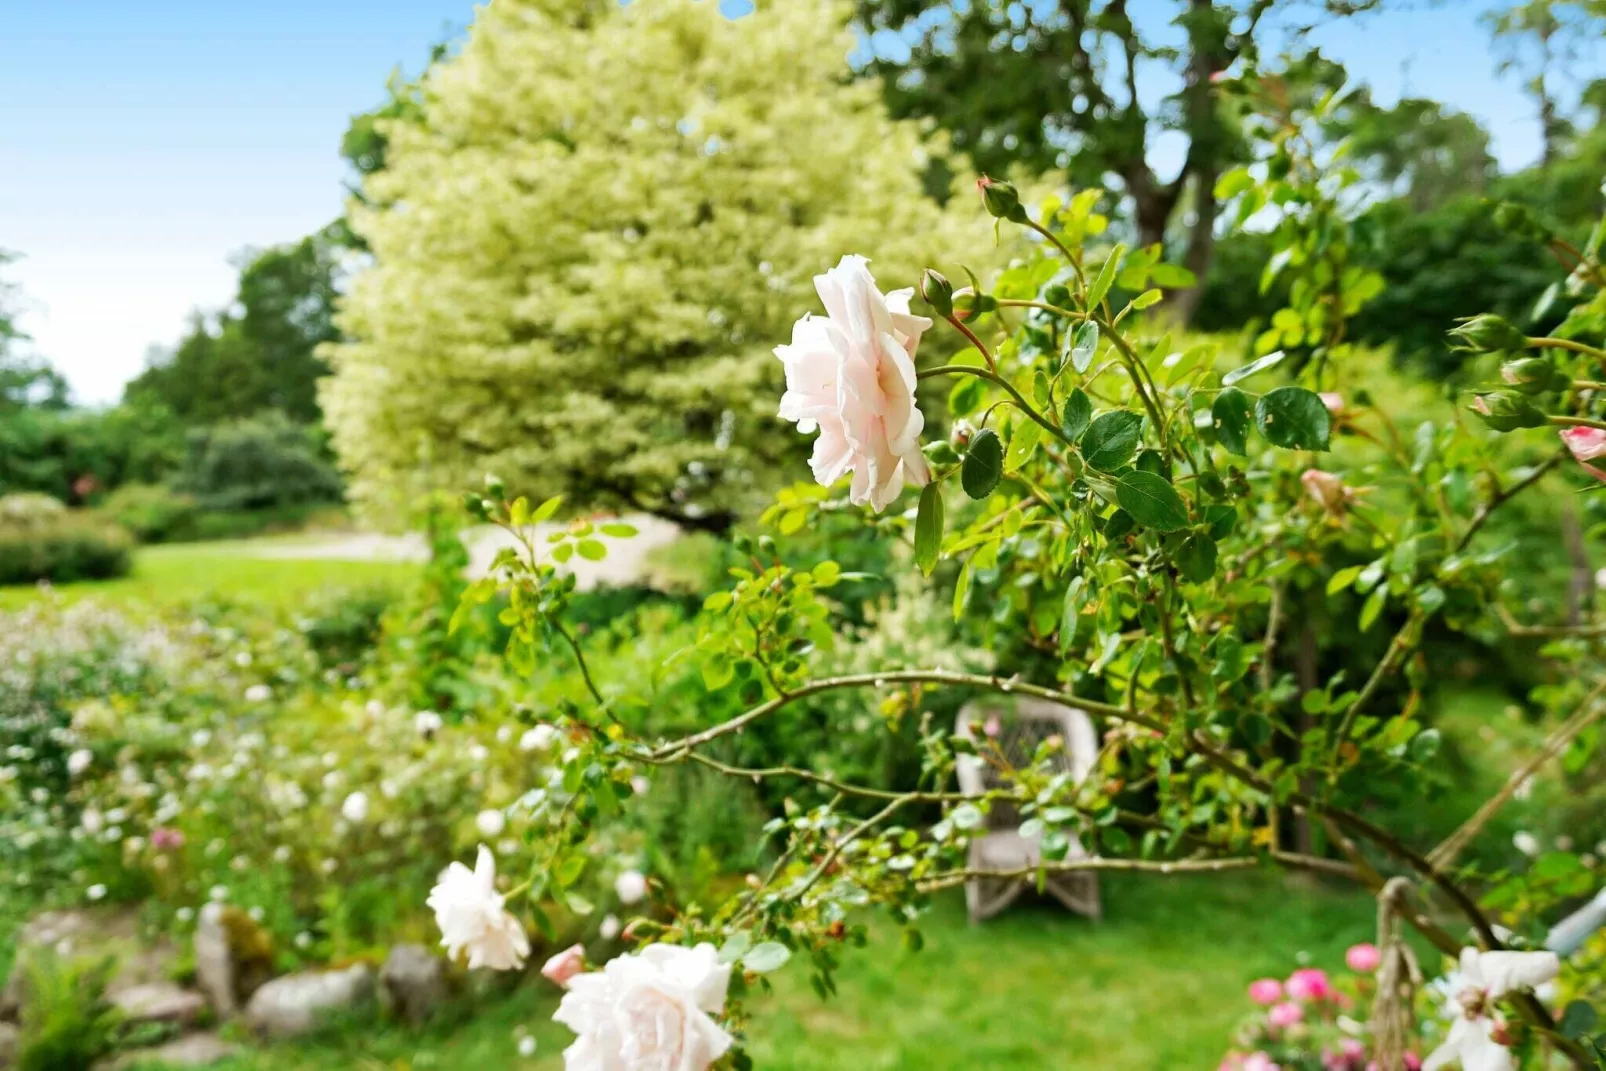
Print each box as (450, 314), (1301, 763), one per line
(0, 538), (414, 612)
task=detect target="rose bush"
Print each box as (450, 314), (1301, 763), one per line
(426, 74), (1606, 1071)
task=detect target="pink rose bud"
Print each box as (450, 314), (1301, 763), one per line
(1286, 967), (1333, 1002)
(1268, 1001), (1304, 1028)
(983, 714), (1002, 739)
(1248, 978), (1284, 1005)
(1301, 469), (1351, 514)
(1345, 943), (1381, 973)
(1560, 426), (1606, 462)
(540, 944), (586, 988)
(1320, 392), (1345, 415)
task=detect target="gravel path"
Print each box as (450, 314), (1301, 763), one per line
(245, 515), (681, 591)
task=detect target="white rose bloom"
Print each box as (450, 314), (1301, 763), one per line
(427, 845), (530, 971)
(468, 744), (490, 764)
(476, 808), (507, 837)
(775, 255), (932, 513)
(615, 869), (648, 905)
(1424, 947), (1561, 1071)
(1511, 831), (1541, 857)
(520, 725), (559, 752)
(553, 943), (732, 1071)
(517, 1036), (537, 1058)
(86, 883), (107, 901)
(66, 749), (93, 777)
(80, 808), (104, 834)
(599, 914), (622, 940)
(414, 711), (444, 738)
(341, 791), (370, 824)
(244, 684), (272, 703)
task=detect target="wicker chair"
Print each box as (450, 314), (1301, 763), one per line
(954, 696), (1103, 924)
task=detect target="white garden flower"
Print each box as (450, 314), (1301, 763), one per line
(80, 807), (104, 834)
(775, 254), (932, 512)
(414, 711), (444, 738)
(341, 791), (370, 823)
(517, 1036), (537, 1058)
(520, 725), (559, 752)
(1511, 831), (1540, 857)
(1423, 947), (1560, 1071)
(553, 943), (732, 1071)
(427, 845), (530, 971)
(476, 808), (507, 837)
(66, 749), (93, 777)
(244, 684), (272, 702)
(599, 914), (622, 940)
(86, 883), (107, 901)
(615, 869), (648, 905)
(469, 743), (490, 764)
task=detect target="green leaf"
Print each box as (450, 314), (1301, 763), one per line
(1175, 532), (1217, 582)
(1150, 263), (1198, 289)
(1359, 587), (1386, 632)
(1558, 1000), (1599, 1040)
(1211, 388), (1252, 456)
(914, 483), (944, 577)
(961, 429), (1004, 499)
(948, 376), (985, 417)
(1256, 386), (1332, 450)
(1115, 471), (1189, 531)
(1130, 288), (1163, 310)
(601, 522), (638, 538)
(1222, 349), (1286, 387)
(1062, 389), (1093, 441)
(532, 495), (564, 523)
(576, 539), (607, 561)
(742, 942), (793, 973)
(1326, 565), (1364, 595)
(1081, 410), (1144, 471)
(1005, 419), (1041, 471)
(1087, 243), (1127, 308)
(1214, 167), (1255, 200)
(554, 855), (587, 888)
(718, 933), (753, 964)
(1068, 322), (1099, 373)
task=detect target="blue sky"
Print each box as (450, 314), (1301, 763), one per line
(0, 0), (1586, 404)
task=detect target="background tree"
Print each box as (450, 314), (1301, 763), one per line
(1486, 0), (1606, 164)
(125, 223), (347, 425)
(323, 0), (987, 529)
(853, 0), (1382, 320)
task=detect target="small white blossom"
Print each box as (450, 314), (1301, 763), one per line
(66, 749), (93, 777)
(615, 869), (648, 905)
(599, 915), (621, 940)
(86, 884), (107, 901)
(341, 791), (370, 824)
(1424, 948), (1560, 1071)
(414, 711), (444, 738)
(244, 684), (272, 703)
(517, 1036), (537, 1058)
(520, 725), (559, 752)
(476, 808), (507, 837)
(427, 845), (530, 971)
(1512, 831), (1541, 857)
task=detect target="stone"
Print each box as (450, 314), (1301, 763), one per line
(108, 982), (207, 1028)
(94, 1032), (239, 1071)
(243, 965), (375, 1038)
(3, 908), (178, 1023)
(0, 1022), (19, 1068)
(379, 945), (447, 1025)
(193, 904), (273, 1017)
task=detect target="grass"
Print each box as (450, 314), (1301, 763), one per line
(187, 872), (1378, 1071)
(0, 538), (415, 611)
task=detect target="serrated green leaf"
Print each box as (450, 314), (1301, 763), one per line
(961, 429), (1003, 499)
(1175, 532), (1217, 582)
(1068, 321), (1099, 373)
(1005, 419), (1041, 471)
(948, 376), (986, 417)
(1211, 387), (1253, 455)
(1114, 471), (1189, 531)
(1081, 410), (1144, 471)
(1062, 389), (1093, 441)
(1256, 386), (1331, 450)
(743, 942), (792, 973)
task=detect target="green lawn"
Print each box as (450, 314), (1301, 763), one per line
(192, 872), (1376, 1071)
(0, 539), (415, 611)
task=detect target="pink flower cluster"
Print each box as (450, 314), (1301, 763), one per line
(1225, 946), (1405, 1071)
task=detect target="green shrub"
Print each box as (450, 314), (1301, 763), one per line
(14, 952), (121, 1071)
(0, 512), (132, 586)
(176, 413), (343, 513)
(296, 581), (400, 669)
(0, 492), (67, 527)
(96, 484), (198, 544)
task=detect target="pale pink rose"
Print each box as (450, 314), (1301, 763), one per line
(151, 827), (185, 851)
(1286, 967), (1333, 1002)
(1301, 469), (1352, 514)
(1561, 426), (1606, 463)
(776, 255), (932, 512)
(1346, 943), (1381, 973)
(1268, 1001), (1304, 1028)
(983, 714), (1001, 739)
(541, 944), (586, 988)
(1247, 978), (1283, 1005)
(1320, 392), (1346, 415)
(1244, 1053), (1281, 1071)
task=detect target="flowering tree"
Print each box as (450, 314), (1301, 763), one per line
(322, 0), (985, 530)
(424, 75), (1606, 1071)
